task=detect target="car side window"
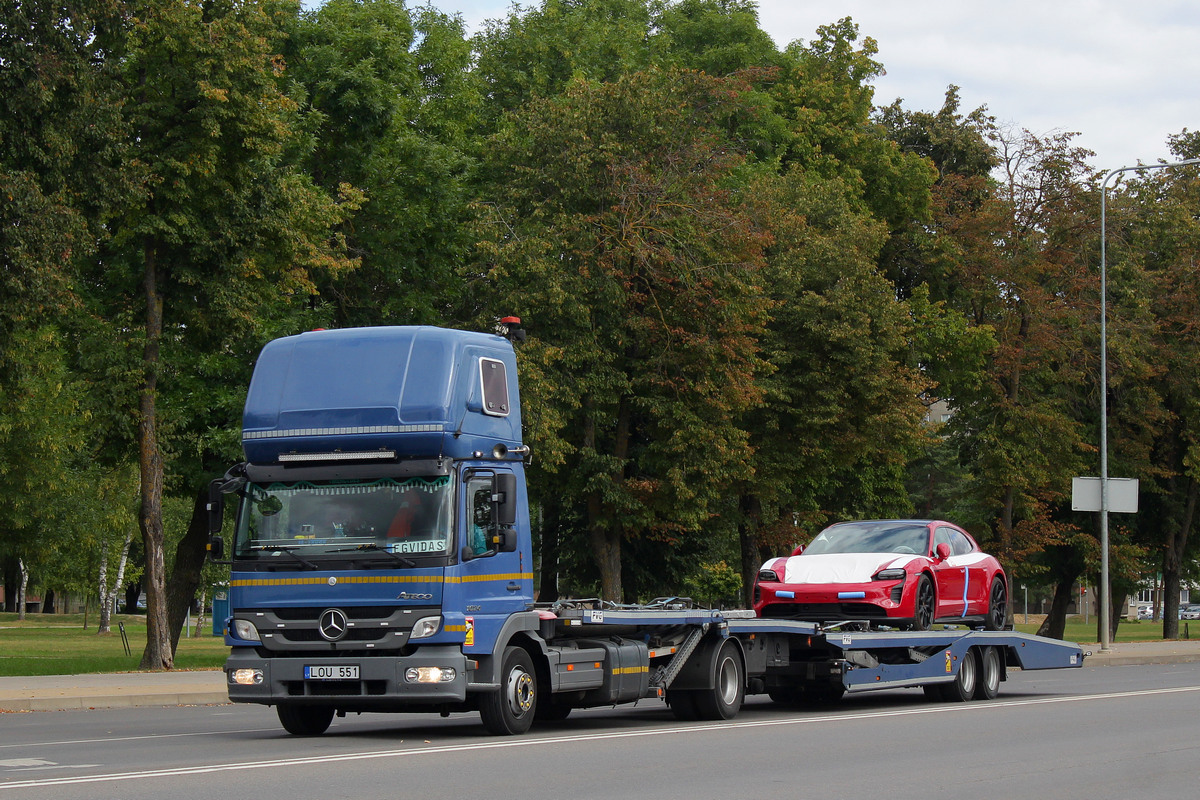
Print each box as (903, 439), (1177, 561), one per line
(933, 527), (954, 556)
(950, 530), (974, 556)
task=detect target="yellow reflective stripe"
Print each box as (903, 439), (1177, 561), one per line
(443, 625), (467, 632)
(229, 573), (534, 588)
(448, 573), (534, 584)
(611, 666), (649, 675)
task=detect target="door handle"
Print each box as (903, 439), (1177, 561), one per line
(506, 581), (521, 592)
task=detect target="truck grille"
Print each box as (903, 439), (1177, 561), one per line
(234, 605), (437, 654)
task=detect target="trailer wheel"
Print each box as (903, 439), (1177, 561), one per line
(693, 640), (744, 721)
(480, 646), (537, 735)
(276, 704), (334, 736)
(973, 646), (1002, 700)
(940, 648), (978, 702)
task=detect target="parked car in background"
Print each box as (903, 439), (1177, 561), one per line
(753, 519), (1009, 631)
(1180, 605), (1200, 620)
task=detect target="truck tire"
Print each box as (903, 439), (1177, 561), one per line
(480, 646), (537, 735)
(693, 639), (744, 721)
(276, 704), (334, 736)
(973, 646), (1002, 700)
(667, 689), (701, 721)
(936, 648), (978, 702)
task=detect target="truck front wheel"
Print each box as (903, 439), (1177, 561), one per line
(480, 646), (537, 735)
(277, 704), (334, 736)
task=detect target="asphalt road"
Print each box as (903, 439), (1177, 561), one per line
(2, 662), (1198, 800)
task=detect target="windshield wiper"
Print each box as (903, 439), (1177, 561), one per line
(258, 546), (319, 570)
(331, 543), (417, 568)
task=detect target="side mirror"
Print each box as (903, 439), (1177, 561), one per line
(935, 542), (952, 561)
(495, 473), (518, 526)
(790, 544), (805, 556)
(207, 478), (225, 535)
(208, 536), (225, 561)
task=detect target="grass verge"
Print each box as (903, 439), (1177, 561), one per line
(0, 613), (229, 677)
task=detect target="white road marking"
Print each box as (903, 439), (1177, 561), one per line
(3, 685), (1199, 790)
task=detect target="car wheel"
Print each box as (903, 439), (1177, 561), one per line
(276, 704), (334, 736)
(480, 646), (537, 735)
(973, 646), (1002, 700)
(984, 575), (1008, 630)
(911, 574), (935, 631)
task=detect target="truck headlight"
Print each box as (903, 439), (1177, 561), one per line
(232, 619), (262, 642)
(410, 616), (440, 639)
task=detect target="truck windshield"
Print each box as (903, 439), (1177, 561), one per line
(233, 476), (454, 560)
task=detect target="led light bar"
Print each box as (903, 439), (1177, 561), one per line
(277, 450), (396, 463)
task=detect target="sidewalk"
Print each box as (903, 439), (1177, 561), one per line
(1, 639), (1198, 713)
(0, 669), (228, 713)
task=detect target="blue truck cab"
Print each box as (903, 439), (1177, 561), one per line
(215, 325), (538, 734)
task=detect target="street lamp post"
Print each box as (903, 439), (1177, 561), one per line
(1098, 157), (1200, 652)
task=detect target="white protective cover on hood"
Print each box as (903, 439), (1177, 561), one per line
(783, 553), (923, 584)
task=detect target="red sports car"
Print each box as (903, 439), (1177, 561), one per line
(753, 519), (1008, 630)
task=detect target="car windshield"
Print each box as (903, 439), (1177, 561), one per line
(233, 476), (453, 560)
(803, 522), (930, 556)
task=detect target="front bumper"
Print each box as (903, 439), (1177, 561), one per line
(755, 580), (909, 622)
(225, 645), (470, 707)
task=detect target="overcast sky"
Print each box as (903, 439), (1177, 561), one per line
(420, 0), (1198, 171)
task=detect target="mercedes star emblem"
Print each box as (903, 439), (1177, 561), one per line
(318, 608), (348, 641)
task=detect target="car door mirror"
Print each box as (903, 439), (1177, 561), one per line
(935, 542), (952, 561)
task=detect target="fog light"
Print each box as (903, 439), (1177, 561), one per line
(230, 668), (264, 685)
(405, 666), (456, 683)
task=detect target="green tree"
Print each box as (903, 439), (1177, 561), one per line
(284, 0), (479, 327)
(732, 166), (933, 598)
(475, 69), (771, 601)
(1103, 139), (1200, 638)
(103, 0), (357, 668)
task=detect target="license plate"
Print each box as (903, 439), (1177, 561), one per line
(304, 665), (360, 680)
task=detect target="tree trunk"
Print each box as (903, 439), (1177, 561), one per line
(98, 531), (133, 635)
(3, 557), (18, 612)
(18, 559), (28, 619)
(138, 238), (172, 670)
(1162, 477), (1196, 640)
(536, 502), (560, 603)
(42, 589), (55, 614)
(588, 514), (622, 602)
(98, 538), (111, 634)
(738, 493), (762, 608)
(167, 489), (212, 654)
(1036, 575), (1075, 640)
(124, 580), (141, 615)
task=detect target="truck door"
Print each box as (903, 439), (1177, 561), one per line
(450, 470), (531, 654)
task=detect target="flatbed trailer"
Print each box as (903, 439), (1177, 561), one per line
(525, 601), (1085, 722)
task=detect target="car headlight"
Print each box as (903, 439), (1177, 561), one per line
(410, 616), (441, 639)
(873, 567), (907, 581)
(232, 619), (261, 642)
(757, 569), (781, 582)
